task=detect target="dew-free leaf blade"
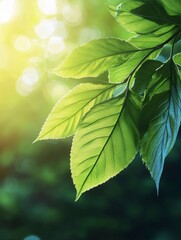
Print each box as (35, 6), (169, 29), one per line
(140, 62), (181, 190)
(132, 60), (162, 94)
(113, 0), (170, 35)
(54, 38), (139, 79)
(129, 26), (178, 49)
(71, 92), (141, 200)
(173, 53), (181, 67)
(36, 83), (115, 140)
(160, 0), (181, 16)
(109, 50), (151, 83)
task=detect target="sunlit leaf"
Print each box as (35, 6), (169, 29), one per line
(140, 62), (181, 190)
(36, 83), (115, 140)
(129, 26), (179, 49)
(113, 0), (171, 35)
(71, 92), (141, 200)
(109, 50), (151, 83)
(54, 38), (139, 78)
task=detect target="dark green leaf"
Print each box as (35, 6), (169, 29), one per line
(132, 60), (162, 94)
(159, 0), (181, 16)
(140, 61), (181, 190)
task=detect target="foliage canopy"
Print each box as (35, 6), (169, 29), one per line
(36, 0), (181, 200)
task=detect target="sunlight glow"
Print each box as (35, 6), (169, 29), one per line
(16, 67), (40, 96)
(47, 36), (65, 54)
(45, 80), (69, 102)
(56, 21), (67, 39)
(79, 27), (102, 44)
(0, 0), (18, 24)
(14, 35), (31, 52)
(38, 0), (57, 15)
(35, 19), (56, 39)
(62, 4), (83, 26)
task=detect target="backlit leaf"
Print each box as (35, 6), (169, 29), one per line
(54, 38), (138, 79)
(113, 0), (171, 35)
(71, 92), (141, 200)
(36, 83), (115, 140)
(109, 50), (151, 83)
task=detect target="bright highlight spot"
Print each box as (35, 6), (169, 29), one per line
(16, 67), (40, 96)
(35, 19), (56, 39)
(14, 35), (31, 52)
(47, 36), (65, 54)
(0, 0), (18, 24)
(56, 21), (67, 39)
(79, 27), (101, 44)
(62, 4), (83, 26)
(21, 67), (39, 86)
(23, 235), (41, 240)
(46, 80), (69, 102)
(38, 0), (57, 15)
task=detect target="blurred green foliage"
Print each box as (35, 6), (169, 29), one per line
(0, 0), (181, 239)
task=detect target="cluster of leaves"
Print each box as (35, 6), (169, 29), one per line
(36, 0), (181, 200)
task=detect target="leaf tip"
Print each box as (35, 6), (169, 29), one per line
(155, 178), (160, 196)
(32, 136), (41, 144)
(75, 191), (82, 202)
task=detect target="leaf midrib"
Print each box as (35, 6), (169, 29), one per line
(39, 85), (115, 139)
(76, 95), (129, 198)
(60, 49), (139, 71)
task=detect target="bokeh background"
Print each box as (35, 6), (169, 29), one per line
(0, 0), (181, 240)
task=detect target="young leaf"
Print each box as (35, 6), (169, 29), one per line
(109, 50), (151, 83)
(140, 62), (181, 191)
(54, 38), (139, 79)
(35, 83), (115, 140)
(71, 92), (141, 200)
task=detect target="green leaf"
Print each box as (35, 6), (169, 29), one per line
(132, 60), (162, 94)
(71, 91), (141, 200)
(144, 62), (171, 101)
(35, 83), (115, 140)
(109, 50), (151, 83)
(129, 26), (178, 49)
(54, 38), (138, 79)
(140, 61), (181, 190)
(159, 0), (181, 16)
(173, 53), (181, 66)
(113, 0), (171, 35)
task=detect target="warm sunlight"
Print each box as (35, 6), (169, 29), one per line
(14, 35), (31, 52)
(0, 0), (18, 24)
(38, 0), (57, 15)
(16, 67), (40, 96)
(35, 19), (56, 39)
